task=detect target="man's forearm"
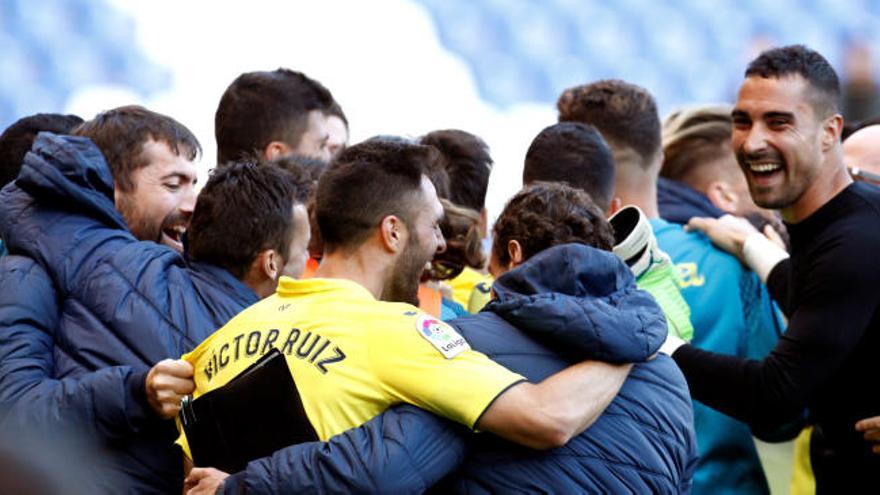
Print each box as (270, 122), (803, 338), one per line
(534, 360), (632, 436)
(478, 360), (631, 449)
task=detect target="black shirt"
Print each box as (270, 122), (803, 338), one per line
(673, 182), (880, 492)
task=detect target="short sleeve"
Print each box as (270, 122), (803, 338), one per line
(369, 314), (525, 429)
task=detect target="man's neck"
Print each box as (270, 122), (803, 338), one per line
(613, 150), (661, 218)
(782, 157), (853, 224)
(315, 248), (386, 300)
(616, 182), (659, 218)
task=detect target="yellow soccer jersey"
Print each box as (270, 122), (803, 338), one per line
(178, 276), (524, 458)
(449, 267), (493, 310)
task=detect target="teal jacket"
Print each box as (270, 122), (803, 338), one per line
(652, 218), (785, 495)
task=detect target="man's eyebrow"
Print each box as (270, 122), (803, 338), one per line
(161, 171), (196, 182)
(763, 111), (795, 120)
(731, 109), (749, 119)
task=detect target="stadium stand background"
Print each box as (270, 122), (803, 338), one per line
(0, 0), (169, 131)
(416, 0), (880, 113)
(3, 0), (879, 133)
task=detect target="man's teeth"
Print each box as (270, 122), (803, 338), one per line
(165, 226), (186, 240)
(749, 162), (782, 173)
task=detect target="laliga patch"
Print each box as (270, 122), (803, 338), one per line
(415, 314), (470, 359)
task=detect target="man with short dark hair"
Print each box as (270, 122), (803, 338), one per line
(676, 44), (880, 492)
(72, 105), (201, 252)
(559, 80), (785, 494)
(523, 122), (617, 213)
(215, 68), (343, 164)
(558, 79), (662, 210)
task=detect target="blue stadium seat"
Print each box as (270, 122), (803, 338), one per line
(0, 0), (169, 130)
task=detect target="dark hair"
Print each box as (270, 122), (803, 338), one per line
(522, 122), (616, 211)
(72, 105), (200, 192)
(364, 134), (450, 198)
(429, 199), (485, 280)
(424, 154), (450, 200)
(0, 113), (84, 187)
(188, 162), (308, 279)
(745, 45), (841, 116)
(316, 141), (433, 253)
(420, 129), (492, 210)
(215, 68), (335, 163)
(557, 79), (661, 167)
(364, 134), (414, 144)
(661, 105), (733, 182)
(493, 182), (614, 267)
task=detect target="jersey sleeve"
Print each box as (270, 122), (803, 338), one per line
(369, 313), (525, 429)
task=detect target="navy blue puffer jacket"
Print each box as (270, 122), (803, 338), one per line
(446, 244), (699, 494)
(0, 134), (262, 492)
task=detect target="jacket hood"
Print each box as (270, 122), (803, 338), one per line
(487, 243), (667, 363)
(657, 177), (724, 224)
(0, 133), (127, 242)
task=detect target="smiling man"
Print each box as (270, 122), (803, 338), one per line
(0, 106), (208, 492)
(669, 45), (880, 492)
(72, 106), (200, 252)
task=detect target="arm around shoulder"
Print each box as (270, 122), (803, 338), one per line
(476, 360), (631, 449)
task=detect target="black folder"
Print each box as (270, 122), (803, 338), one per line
(179, 347), (319, 473)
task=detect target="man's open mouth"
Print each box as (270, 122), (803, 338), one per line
(748, 162), (783, 175)
(161, 224), (187, 252)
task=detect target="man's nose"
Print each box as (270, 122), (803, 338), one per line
(435, 233), (447, 255)
(180, 185), (197, 214)
(741, 126), (769, 155)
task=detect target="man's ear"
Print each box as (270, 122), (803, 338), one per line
(264, 141), (292, 160)
(606, 197), (623, 217)
(705, 181), (739, 214)
(507, 239), (524, 269)
(821, 114), (844, 151)
(379, 215), (406, 254)
(243, 249), (282, 299)
(256, 249), (280, 281)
